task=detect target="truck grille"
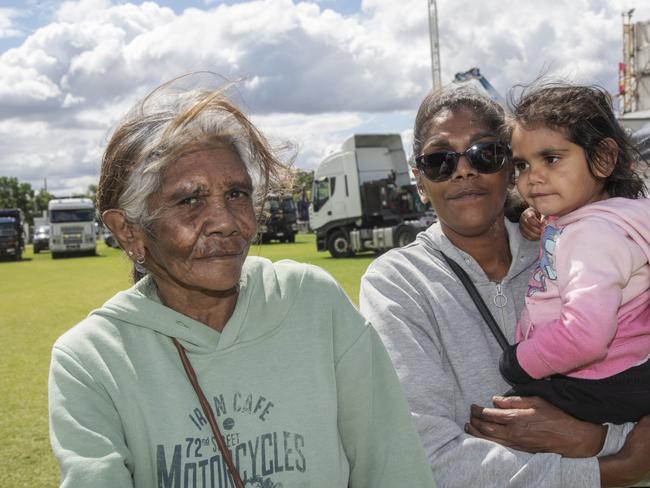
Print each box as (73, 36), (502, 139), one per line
(62, 227), (84, 245)
(64, 235), (82, 245)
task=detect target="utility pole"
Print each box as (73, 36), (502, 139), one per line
(428, 0), (442, 90)
(621, 9), (636, 114)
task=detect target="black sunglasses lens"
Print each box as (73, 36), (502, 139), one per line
(417, 143), (507, 181)
(467, 143), (507, 172)
(417, 152), (455, 181)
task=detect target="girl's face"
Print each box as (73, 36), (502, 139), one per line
(511, 124), (609, 217)
(413, 107), (511, 241)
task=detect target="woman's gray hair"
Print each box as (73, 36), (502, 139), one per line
(97, 75), (290, 231)
(412, 84), (507, 165)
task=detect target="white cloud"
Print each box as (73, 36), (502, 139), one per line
(253, 111), (367, 169)
(55, 0), (113, 23)
(0, 65), (61, 105)
(1, 0), (650, 195)
(0, 8), (23, 39)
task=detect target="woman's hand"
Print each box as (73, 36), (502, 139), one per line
(599, 415), (650, 487)
(519, 207), (545, 241)
(465, 395), (607, 458)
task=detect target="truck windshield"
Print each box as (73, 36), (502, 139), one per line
(50, 209), (95, 223)
(0, 221), (15, 233)
(281, 199), (295, 212)
(265, 199), (280, 212)
(312, 178), (330, 212)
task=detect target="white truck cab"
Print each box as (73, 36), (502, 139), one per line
(310, 134), (435, 257)
(48, 198), (96, 258)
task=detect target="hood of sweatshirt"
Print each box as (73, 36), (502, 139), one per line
(88, 256), (303, 353)
(415, 218), (539, 284)
(557, 197), (650, 262)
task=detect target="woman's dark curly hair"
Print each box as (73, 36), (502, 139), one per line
(508, 82), (647, 198)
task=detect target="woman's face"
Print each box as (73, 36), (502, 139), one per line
(414, 107), (510, 240)
(142, 147), (257, 293)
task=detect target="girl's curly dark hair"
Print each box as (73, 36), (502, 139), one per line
(507, 82), (647, 198)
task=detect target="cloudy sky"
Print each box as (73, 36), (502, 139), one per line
(1, 0), (649, 196)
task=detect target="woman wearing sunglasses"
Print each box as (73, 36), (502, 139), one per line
(359, 85), (650, 487)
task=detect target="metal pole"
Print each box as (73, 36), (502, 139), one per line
(628, 9), (637, 112)
(428, 0), (442, 89)
(622, 9), (636, 114)
(621, 12), (626, 115)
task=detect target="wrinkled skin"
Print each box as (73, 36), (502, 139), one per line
(105, 146), (258, 331)
(142, 147), (257, 295)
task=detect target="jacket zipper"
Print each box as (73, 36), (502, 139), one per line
(494, 282), (508, 329)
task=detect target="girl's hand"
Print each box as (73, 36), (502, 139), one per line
(465, 395), (606, 458)
(599, 415), (650, 487)
(519, 208), (545, 241)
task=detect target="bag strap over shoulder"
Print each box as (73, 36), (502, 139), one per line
(440, 252), (510, 352)
(172, 338), (246, 488)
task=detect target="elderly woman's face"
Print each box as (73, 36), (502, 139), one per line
(414, 107), (510, 240)
(143, 147), (257, 293)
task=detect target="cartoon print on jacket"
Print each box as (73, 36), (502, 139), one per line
(526, 222), (562, 297)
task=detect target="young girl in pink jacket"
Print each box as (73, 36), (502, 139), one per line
(500, 83), (650, 423)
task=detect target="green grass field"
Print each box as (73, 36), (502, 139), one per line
(0, 234), (374, 486)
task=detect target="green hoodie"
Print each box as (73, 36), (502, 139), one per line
(49, 257), (435, 487)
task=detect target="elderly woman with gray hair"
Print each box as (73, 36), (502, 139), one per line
(48, 77), (435, 488)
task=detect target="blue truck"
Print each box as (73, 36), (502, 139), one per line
(0, 208), (25, 261)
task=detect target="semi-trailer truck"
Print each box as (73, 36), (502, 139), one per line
(309, 134), (435, 258)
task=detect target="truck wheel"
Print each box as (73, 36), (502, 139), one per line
(396, 225), (418, 248)
(34, 246), (40, 254)
(287, 233), (296, 243)
(327, 230), (354, 258)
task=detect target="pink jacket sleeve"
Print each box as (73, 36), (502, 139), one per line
(516, 218), (637, 378)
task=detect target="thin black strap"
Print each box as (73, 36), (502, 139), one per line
(440, 252), (510, 351)
(172, 338), (245, 488)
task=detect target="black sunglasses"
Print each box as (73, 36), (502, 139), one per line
(415, 141), (510, 182)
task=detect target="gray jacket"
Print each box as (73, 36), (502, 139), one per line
(360, 220), (632, 488)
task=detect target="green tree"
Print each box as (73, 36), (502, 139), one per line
(293, 169), (314, 196)
(86, 184), (97, 204)
(33, 189), (54, 216)
(0, 176), (34, 219)
(0, 177), (56, 225)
